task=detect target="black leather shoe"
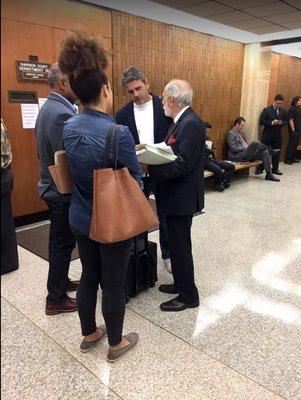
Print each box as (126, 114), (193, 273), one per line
(265, 173), (280, 182)
(159, 284), (178, 294)
(292, 159), (300, 163)
(213, 184), (225, 192)
(269, 149), (280, 156)
(223, 181), (231, 188)
(160, 296), (199, 312)
(284, 160), (293, 165)
(272, 170), (283, 175)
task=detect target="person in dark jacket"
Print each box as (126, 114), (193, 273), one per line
(35, 63), (79, 315)
(115, 67), (172, 273)
(59, 31), (140, 362)
(257, 94), (287, 175)
(1, 118), (19, 275)
(148, 79), (205, 312)
(284, 96), (301, 164)
(204, 122), (235, 191)
(227, 117), (280, 182)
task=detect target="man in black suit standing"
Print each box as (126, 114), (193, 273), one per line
(115, 67), (172, 273)
(35, 63), (78, 315)
(257, 94), (287, 175)
(148, 79), (205, 312)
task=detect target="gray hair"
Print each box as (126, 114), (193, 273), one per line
(165, 80), (193, 107)
(122, 66), (146, 86)
(48, 62), (64, 89)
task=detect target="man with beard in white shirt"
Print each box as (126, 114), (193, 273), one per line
(115, 67), (172, 272)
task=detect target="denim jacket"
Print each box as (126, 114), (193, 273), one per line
(63, 108), (142, 234)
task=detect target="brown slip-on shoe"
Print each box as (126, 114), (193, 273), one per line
(107, 332), (139, 363)
(45, 296), (77, 315)
(80, 324), (107, 353)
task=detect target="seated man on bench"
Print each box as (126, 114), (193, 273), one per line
(204, 122), (235, 191)
(227, 116), (280, 182)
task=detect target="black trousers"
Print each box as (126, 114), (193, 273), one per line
(205, 159), (235, 185)
(142, 176), (170, 260)
(285, 130), (301, 162)
(72, 228), (132, 346)
(45, 200), (76, 304)
(260, 131), (282, 171)
(166, 215), (199, 304)
(1, 168), (19, 275)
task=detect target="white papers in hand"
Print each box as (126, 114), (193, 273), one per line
(135, 143), (177, 165)
(151, 142), (174, 154)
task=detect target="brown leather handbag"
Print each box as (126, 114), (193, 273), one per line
(89, 125), (158, 244)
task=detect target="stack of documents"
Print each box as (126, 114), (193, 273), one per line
(135, 142), (177, 165)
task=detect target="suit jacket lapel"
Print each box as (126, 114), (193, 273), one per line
(129, 102), (140, 143)
(153, 96), (159, 138)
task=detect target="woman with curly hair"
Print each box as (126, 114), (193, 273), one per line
(58, 31), (141, 362)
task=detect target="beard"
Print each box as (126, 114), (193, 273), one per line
(163, 104), (172, 117)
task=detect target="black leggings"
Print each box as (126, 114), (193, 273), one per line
(72, 228), (132, 346)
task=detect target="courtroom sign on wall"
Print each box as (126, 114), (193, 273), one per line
(16, 61), (51, 83)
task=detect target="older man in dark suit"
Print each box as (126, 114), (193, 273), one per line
(35, 62), (78, 315)
(115, 67), (172, 273)
(148, 79), (205, 312)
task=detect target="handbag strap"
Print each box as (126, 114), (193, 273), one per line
(102, 124), (121, 169)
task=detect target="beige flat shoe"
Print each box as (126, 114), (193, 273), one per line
(107, 332), (139, 363)
(80, 324), (107, 353)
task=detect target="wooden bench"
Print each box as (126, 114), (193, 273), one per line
(204, 160), (262, 179)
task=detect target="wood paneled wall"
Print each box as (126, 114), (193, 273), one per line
(1, 0), (112, 217)
(267, 53), (301, 161)
(112, 10), (245, 159)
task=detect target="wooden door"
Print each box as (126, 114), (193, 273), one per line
(1, 19), (54, 216)
(1, 0), (112, 217)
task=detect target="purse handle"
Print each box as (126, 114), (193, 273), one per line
(102, 124), (121, 170)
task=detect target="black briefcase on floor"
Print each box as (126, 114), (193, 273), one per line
(126, 233), (157, 302)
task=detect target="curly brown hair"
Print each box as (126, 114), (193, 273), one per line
(58, 31), (109, 104)
(58, 30), (108, 76)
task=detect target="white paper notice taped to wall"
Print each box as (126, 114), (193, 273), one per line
(21, 103), (39, 129)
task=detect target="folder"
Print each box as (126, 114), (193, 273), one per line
(48, 150), (73, 194)
(135, 143), (177, 165)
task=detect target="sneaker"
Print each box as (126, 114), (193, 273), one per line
(107, 332), (139, 363)
(265, 173), (280, 182)
(45, 296), (77, 315)
(271, 169), (283, 175)
(163, 258), (172, 274)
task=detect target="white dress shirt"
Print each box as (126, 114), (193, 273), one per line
(134, 99), (154, 144)
(174, 106), (190, 124)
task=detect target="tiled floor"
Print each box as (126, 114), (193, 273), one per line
(1, 162), (301, 400)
